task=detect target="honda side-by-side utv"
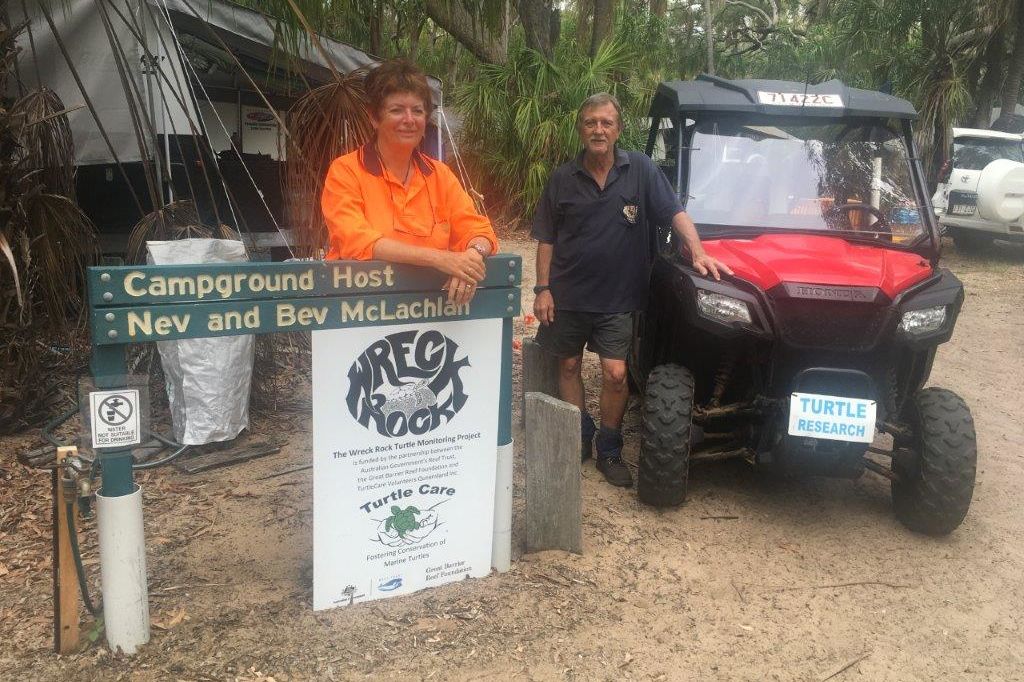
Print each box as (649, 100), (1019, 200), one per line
(630, 76), (977, 535)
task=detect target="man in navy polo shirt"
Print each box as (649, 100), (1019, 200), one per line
(531, 92), (731, 487)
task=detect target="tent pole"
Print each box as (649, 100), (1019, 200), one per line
(140, 1), (165, 204)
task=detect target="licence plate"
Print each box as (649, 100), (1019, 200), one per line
(788, 393), (876, 443)
(757, 91), (844, 107)
(949, 204), (975, 216)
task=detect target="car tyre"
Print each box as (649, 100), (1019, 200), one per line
(891, 388), (977, 535)
(638, 363), (694, 507)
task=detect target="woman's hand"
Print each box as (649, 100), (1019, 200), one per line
(435, 249), (486, 283)
(444, 276), (478, 305)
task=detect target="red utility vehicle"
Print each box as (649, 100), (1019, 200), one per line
(632, 76), (975, 535)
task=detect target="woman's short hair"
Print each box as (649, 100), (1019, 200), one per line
(576, 92), (623, 131)
(364, 59), (433, 116)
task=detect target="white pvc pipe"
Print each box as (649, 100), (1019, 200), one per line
(491, 441), (514, 573)
(97, 486), (150, 654)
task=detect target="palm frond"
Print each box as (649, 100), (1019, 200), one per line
(0, 232), (23, 309)
(125, 200), (221, 264)
(283, 73), (374, 257)
(10, 87), (75, 198)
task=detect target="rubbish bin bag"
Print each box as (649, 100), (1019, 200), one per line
(147, 238), (253, 445)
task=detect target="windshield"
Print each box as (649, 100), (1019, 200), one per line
(953, 137), (1024, 170)
(685, 119), (925, 243)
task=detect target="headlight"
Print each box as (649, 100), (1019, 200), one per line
(697, 290), (752, 325)
(900, 305), (946, 334)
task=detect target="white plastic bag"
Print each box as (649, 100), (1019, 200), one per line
(147, 238), (253, 445)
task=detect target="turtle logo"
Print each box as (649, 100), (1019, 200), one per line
(346, 330), (470, 437)
(385, 505), (421, 537)
(372, 500), (446, 547)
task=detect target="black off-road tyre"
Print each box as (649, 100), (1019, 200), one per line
(891, 388), (977, 536)
(638, 364), (694, 507)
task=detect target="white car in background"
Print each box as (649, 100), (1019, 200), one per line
(932, 127), (1024, 250)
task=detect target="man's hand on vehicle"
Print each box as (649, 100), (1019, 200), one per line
(691, 251), (734, 281)
(534, 289), (555, 325)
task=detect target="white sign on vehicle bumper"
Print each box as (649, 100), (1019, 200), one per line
(788, 392), (876, 443)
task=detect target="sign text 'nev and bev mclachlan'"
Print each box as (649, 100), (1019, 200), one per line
(89, 260), (519, 343)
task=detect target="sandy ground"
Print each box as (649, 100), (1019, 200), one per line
(1, 238), (1023, 681)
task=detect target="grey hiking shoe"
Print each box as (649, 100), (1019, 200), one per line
(596, 456), (633, 487)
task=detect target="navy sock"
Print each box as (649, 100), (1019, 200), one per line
(581, 412), (596, 440)
(595, 426), (623, 458)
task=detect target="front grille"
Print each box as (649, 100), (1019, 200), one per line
(770, 297), (890, 351)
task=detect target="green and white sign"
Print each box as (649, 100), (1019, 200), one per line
(311, 318), (501, 609)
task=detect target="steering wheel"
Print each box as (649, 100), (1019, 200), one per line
(824, 202), (891, 236)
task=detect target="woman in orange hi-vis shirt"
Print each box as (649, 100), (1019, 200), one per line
(321, 59), (498, 305)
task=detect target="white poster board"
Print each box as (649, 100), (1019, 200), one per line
(312, 319), (501, 610)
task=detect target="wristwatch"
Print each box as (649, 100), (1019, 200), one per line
(533, 285), (550, 295)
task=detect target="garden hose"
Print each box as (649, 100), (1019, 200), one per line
(42, 406), (80, 447)
(62, 477), (101, 618)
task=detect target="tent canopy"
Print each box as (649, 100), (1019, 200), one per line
(9, 0), (441, 165)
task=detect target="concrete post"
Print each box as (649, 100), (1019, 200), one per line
(524, 392), (582, 554)
(520, 337), (560, 425)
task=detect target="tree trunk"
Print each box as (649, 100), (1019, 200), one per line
(590, 0), (613, 57)
(995, 0), (1024, 130)
(974, 25), (1006, 128)
(407, 18), (426, 60)
(703, 0), (715, 75)
(576, 0), (592, 51)
(650, 0), (668, 20)
(518, 0), (558, 60)
(369, 0), (383, 56)
(424, 0), (510, 65)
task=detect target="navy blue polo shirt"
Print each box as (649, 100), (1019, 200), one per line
(531, 148), (683, 313)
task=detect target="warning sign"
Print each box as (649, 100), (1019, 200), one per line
(90, 389), (142, 449)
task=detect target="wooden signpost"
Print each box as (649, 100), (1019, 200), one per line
(52, 446), (80, 654)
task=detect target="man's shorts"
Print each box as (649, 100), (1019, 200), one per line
(535, 311), (634, 360)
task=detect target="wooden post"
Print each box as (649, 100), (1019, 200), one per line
(53, 446), (80, 654)
(524, 393), (582, 554)
(520, 337), (560, 425)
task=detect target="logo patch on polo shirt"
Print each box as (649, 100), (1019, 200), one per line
(623, 204), (639, 224)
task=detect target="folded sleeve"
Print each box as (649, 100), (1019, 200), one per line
(321, 158), (383, 260)
(439, 163), (499, 253)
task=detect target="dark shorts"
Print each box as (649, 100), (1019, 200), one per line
(535, 311), (634, 360)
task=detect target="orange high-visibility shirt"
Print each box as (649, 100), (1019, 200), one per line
(321, 144), (498, 260)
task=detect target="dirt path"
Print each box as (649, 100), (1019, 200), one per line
(2, 239), (1022, 681)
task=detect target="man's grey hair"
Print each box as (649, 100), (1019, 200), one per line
(576, 92), (623, 131)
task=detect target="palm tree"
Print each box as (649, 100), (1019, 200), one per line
(1, 18), (97, 433)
